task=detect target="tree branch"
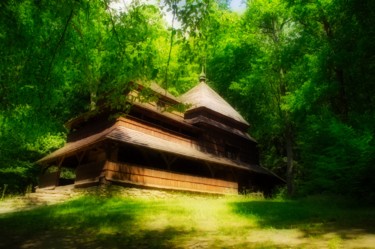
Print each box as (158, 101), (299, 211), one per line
(45, 8), (75, 81)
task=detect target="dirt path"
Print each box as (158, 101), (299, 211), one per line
(0, 185), (79, 214)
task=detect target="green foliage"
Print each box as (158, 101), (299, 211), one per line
(298, 113), (375, 200)
(0, 0), (171, 193)
(0, 104), (66, 193)
(202, 0), (375, 200)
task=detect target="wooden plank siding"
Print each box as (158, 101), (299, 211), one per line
(103, 161), (238, 194)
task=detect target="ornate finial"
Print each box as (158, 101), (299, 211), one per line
(199, 66), (206, 83)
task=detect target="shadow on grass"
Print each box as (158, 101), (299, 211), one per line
(2, 195), (375, 248)
(230, 198), (375, 239)
(1, 227), (185, 249)
(0, 196), (188, 249)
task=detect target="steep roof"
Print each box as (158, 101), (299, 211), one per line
(179, 81), (249, 126)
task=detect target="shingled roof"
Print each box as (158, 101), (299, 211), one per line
(37, 121), (269, 175)
(179, 80), (249, 126)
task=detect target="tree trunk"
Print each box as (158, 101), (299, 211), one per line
(279, 68), (295, 196)
(90, 91), (96, 111)
(335, 68), (348, 120)
(285, 124), (294, 196)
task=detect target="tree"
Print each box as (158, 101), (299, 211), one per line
(0, 0), (170, 193)
(208, 0), (302, 195)
(285, 0), (375, 199)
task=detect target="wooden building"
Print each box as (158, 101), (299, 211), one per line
(37, 73), (283, 194)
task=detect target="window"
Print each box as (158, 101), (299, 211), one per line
(225, 144), (239, 160)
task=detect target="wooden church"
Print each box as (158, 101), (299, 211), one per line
(37, 73), (283, 194)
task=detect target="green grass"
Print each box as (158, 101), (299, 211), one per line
(1, 193), (374, 249)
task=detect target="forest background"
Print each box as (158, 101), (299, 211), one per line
(1, 0), (374, 201)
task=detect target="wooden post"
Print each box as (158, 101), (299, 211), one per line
(109, 144), (119, 162)
(205, 162), (215, 178)
(76, 150), (87, 165)
(55, 156), (65, 187)
(230, 168), (238, 181)
(103, 141), (119, 162)
(161, 152), (177, 171)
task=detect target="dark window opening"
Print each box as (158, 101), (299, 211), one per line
(214, 166), (235, 182)
(118, 145), (147, 166)
(117, 145), (168, 170)
(171, 158), (212, 178)
(225, 144), (239, 160)
(128, 109), (197, 138)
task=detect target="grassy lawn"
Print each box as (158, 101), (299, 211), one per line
(0, 191), (374, 249)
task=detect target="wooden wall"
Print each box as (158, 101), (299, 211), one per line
(103, 161), (238, 194)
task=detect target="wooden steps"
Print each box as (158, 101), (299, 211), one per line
(31, 185), (78, 203)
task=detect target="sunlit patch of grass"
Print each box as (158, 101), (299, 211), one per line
(328, 236), (342, 249)
(0, 192), (374, 248)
